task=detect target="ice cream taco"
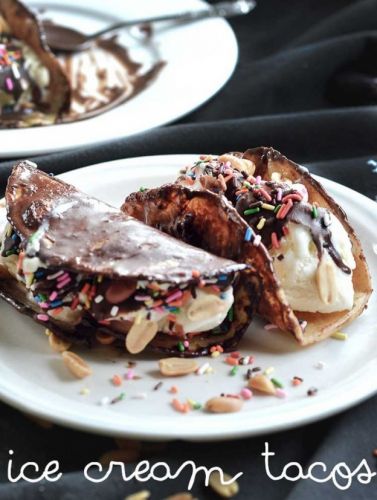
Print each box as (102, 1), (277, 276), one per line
(124, 148), (372, 345)
(0, 161), (256, 357)
(0, 0), (70, 127)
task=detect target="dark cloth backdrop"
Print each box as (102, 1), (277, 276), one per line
(0, 1), (377, 499)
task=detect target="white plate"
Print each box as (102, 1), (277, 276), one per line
(0, 1), (238, 157)
(0, 155), (376, 442)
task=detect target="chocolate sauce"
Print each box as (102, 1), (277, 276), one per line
(181, 161), (352, 274)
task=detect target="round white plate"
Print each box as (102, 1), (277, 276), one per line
(0, 1), (238, 157)
(0, 155), (376, 441)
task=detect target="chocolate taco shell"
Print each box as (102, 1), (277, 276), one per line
(0, 162), (254, 356)
(0, 0), (70, 116)
(237, 146), (372, 344)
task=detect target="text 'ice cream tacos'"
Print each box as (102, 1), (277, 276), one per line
(0, 162), (257, 357)
(123, 148), (372, 345)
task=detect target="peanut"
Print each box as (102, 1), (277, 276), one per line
(205, 396), (243, 413)
(159, 357), (198, 376)
(125, 320), (158, 354)
(248, 374), (276, 395)
(62, 351), (92, 379)
(125, 491), (151, 500)
(47, 330), (71, 353)
(316, 257), (336, 305)
(208, 471), (240, 498)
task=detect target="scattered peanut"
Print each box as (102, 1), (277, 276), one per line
(62, 351), (92, 379)
(208, 471), (240, 498)
(248, 374), (276, 395)
(126, 320), (158, 354)
(47, 330), (71, 353)
(159, 357), (199, 376)
(205, 396), (243, 413)
(125, 491), (151, 500)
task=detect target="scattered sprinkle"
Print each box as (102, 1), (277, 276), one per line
(172, 398), (190, 413)
(271, 232), (280, 249)
(197, 362), (210, 375)
(331, 331), (348, 341)
(244, 226), (253, 242)
(271, 378), (284, 388)
(257, 217), (266, 230)
(177, 341), (185, 352)
(275, 388), (287, 398)
(253, 234), (262, 246)
(264, 366), (275, 375)
(261, 203), (275, 211)
(292, 376), (303, 386)
(153, 381), (163, 391)
(311, 203), (318, 219)
(240, 388), (253, 400)
(188, 399), (202, 410)
(110, 392), (125, 405)
(80, 387), (90, 396)
(36, 314), (49, 322)
(99, 397), (110, 406)
(244, 207), (260, 216)
(125, 369), (135, 380)
(110, 306), (119, 317)
(211, 350), (220, 358)
(230, 366), (238, 376)
(169, 385), (179, 394)
(307, 387), (318, 397)
(112, 374), (122, 386)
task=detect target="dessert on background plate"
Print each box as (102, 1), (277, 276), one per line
(0, 0), (163, 128)
(0, 161), (257, 357)
(123, 147), (372, 345)
(0, 0), (70, 127)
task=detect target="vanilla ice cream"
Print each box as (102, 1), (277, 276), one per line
(270, 214), (356, 313)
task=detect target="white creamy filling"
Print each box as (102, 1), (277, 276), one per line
(270, 216), (356, 313)
(108, 287), (234, 334)
(61, 47), (134, 114)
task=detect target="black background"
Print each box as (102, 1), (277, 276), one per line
(0, 1), (377, 499)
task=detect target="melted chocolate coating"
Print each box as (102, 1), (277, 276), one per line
(1, 162), (251, 357)
(7, 162), (245, 282)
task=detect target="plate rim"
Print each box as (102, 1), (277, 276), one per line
(0, 154), (376, 442)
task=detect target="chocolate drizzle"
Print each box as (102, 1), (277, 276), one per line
(180, 160), (352, 275)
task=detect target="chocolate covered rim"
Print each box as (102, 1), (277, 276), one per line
(0, 162), (254, 357)
(0, 0), (70, 116)
(123, 148), (372, 345)
(237, 147), (372, 344)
